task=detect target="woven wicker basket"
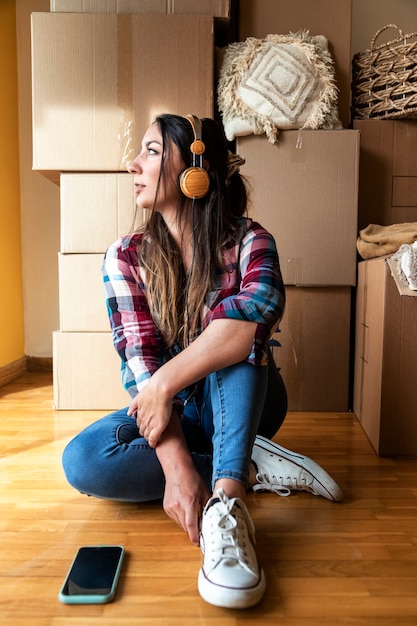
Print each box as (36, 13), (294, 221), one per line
(351, 24), (417, 120)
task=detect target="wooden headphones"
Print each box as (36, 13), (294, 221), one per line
(179, 115), (210, 199)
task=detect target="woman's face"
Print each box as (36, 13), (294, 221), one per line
(128, 122), (184, 211)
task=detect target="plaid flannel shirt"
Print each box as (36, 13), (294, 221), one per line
(102, 218), (285, 400)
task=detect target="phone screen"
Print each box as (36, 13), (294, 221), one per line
(60, 546), (124, 602)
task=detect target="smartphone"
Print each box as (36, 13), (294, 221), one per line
(58, 545), (125, 604)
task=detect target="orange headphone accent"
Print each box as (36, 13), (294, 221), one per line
(179, 114), (210, 199)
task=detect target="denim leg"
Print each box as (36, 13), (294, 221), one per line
(205, 360), (269, 490)
(62, 408), (166, 502)
(62, 405), (214, 502)
(62, 352), (288, 501)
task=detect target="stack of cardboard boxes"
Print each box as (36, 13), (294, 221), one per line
(32, 2), (229, 408)
(352, 121), (417, 455)
(33, 0), (361, 414)
(237, 0), (359, 412)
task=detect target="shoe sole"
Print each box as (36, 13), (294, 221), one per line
(198, 567), (266, 609)
(254, 435), (343, 502)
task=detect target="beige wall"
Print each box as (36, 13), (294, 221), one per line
(15, 0), (417, 359)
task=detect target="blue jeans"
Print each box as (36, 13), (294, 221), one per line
(62, 351), (287, 502)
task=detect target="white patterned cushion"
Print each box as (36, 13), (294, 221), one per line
(218, 32), (342, 143)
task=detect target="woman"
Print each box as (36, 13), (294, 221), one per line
(63, 114), (342, 609)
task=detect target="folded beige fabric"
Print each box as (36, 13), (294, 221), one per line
(357, 222), (417, 259)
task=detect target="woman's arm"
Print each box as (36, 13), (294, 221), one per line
(154, 408), (211, 545)
(129, 317), (257, 447)
(131, 317), (256, 544)
(105, 237), (213, 544)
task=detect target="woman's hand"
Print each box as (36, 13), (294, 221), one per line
(163, 465), (211, 546)
(127, 376), (172, 448)
(137, 404), (211, 545)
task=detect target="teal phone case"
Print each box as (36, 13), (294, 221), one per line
(58, 545), (125, 605)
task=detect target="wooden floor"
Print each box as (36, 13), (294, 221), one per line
(1, 372), (417, 625)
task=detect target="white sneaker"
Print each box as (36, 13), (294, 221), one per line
(198, 487), (266, 609)
(252, 435), (343, 502)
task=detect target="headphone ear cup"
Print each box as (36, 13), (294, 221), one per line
(179, 166), (210, 199)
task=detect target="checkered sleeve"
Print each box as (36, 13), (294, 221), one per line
(102, 235), (162, 398)
(210, 221), (285, 364)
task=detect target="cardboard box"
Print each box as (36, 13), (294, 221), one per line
(51, 0), (167, 12)
(58, 253), (109, 331)
(32, 13), (214, 182)
(237, 130), (359, 286)
(170, 0), (229, 17)
(53, 331), (130, 409)
(238, 0), (352, 128)
(50, 0), (230, 17)
(353, 257), (417, 456)
(60, 173), (143, 253)
(353, 120), (417, 230)
(273, 286), (351, 411)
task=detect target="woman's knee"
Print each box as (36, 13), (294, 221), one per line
(61, 409), (135, 494)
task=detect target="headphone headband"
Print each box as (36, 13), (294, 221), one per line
(184, 114), (206, 158)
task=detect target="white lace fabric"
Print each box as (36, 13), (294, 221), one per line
(253, 470), (315, 497)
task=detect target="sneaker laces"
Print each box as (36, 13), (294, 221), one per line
(204, 488), (256, 576)
(253, 469), (315, 497)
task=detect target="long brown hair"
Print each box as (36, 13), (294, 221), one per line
(139, 114), (248, 348)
